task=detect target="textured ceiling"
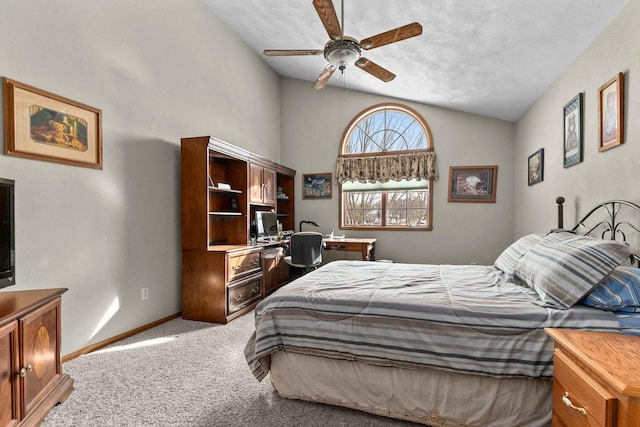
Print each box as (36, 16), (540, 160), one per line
(203, 0), (629, 122)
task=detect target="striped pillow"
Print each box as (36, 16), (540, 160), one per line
(582, 267), (640, 312)
(494, 233), (545, 276)
(514, 232), (631, 309)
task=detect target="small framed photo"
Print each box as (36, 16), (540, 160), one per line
(302, 173), (332, 199)
(598, 72), (624, 152)
(3, 77), (102, 169)
(447, 166), (498, 203)
(563, 93), (583, 168)
(528, 148), (544, 186)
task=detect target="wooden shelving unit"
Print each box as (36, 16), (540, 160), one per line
(181, 136), (296, 323)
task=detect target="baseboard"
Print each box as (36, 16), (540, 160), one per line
(62, 312), (181, 363)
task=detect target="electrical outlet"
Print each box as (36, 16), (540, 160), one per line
(141, 287), (149, 300)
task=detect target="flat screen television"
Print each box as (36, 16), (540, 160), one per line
(0, 178), (15, 289)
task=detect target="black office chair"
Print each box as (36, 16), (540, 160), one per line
(284, 231), (324, 275)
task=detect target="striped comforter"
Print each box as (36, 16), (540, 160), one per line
(244, 261), (619, 381)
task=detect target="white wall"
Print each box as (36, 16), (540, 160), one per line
(280, 78), (516, 265)
(514, 0), (640, 235)
(0, 0), (281, 355)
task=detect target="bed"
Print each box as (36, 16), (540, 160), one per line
(244, 199), (640, 426)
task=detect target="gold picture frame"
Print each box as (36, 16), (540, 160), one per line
(3, 77), (103, 169)
(598, 72), (624, 152)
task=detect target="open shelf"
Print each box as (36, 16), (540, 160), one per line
(209, 211), (243, 216)
(209, 186), (242, 194)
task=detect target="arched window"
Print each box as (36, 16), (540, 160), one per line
(336, 103), (437, 230)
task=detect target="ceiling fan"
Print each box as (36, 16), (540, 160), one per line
(263, 0), (423, 89)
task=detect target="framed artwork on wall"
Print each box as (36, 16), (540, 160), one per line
(3, 77), (103, 169)
(598, 72), (624, 152)
(563, 93), (583, 168)
(447, 166), (498, 203)
(303, 173), (332, 199)
(528, 148), (544, 186)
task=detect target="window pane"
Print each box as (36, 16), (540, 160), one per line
(344, 209), (363, 226)
(386, 190), (428, 227)
(407, 208), (428, 227)
(344, 192), (364, 209)
(387, 209), (407, 225)
(387, 191), (407, 209)
(363, 209), (382, 225)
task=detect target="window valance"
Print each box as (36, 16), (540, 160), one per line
(336, 151), (438, 184)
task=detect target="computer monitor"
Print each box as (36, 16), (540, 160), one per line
(256, 211), (278, 236)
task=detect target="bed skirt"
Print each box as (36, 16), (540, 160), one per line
(270, 351), (552, 427)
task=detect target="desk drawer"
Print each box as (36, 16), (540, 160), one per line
(227, 274), (262, 315)
(325, 242), (348, 251)
(227, 250), (261, 282)
(553, 350), (616, 427)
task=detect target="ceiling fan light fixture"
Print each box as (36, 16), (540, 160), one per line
(264, 1), (423, 88)
(324, 39), (361, 70)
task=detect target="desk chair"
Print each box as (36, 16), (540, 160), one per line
(284, 232), (324, 275)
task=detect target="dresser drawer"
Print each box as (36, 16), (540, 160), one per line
(553, 349), (617, 427)
(227, 250), (262, 282)
(227, 274), (262, 315)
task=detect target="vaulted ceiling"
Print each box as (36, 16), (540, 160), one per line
(203, 0), (629, 122)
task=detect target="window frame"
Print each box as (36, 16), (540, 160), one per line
(338, 103), (434, 231)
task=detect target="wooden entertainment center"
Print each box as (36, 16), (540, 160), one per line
(180, 136), (295, 324)
(0, 288), (73, 426)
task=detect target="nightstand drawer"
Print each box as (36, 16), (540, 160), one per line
(553, 350), (617, 427)
(227, 250), (262, 282)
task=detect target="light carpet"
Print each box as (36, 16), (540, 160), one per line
(43, 312), (415, 426)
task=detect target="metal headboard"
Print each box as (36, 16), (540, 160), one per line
(556, 197), (640, 266)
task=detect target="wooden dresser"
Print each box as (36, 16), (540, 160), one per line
(0, 288), (73, 426)
(546, 328), (640, 427)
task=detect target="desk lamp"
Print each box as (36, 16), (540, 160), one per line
(299, 220), (319, 232)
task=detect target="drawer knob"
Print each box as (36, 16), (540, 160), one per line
(18, 364), (33, 377)
(232, 265), (240, 271)
(562, 392), (587, 416)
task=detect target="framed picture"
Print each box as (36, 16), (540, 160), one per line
(528, 148), (544, 186)
(447, 166), (498, 203)
(563, 93), (583, 168)
(3, 77), (102, 169)
(302, 173), (332, 199)
(598, 72), (624, 152)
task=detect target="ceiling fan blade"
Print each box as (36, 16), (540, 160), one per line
(313, 0), (342, 41)
(355, 58), (396, 82)
(360, 22), (423, 50)
(312, 64), (336, 89)
(263, 49), (323, 56)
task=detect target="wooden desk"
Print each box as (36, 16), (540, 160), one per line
(323, 237), (376, 261)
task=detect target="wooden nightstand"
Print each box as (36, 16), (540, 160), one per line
(545, 328), (640, 427)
